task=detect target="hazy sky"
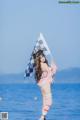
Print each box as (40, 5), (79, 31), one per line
(0, 0), (80, 74)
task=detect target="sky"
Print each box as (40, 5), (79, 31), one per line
(0, 0), (80, 74)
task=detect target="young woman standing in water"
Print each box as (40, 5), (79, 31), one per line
(32, 50), (57, 120)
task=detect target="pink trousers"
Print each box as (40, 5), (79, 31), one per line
(42, 92), (53, 116)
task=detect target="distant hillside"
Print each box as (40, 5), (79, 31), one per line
(55, 67), (80, 83)
(0, 67), (80, 84)
(0, 73), (24, 84)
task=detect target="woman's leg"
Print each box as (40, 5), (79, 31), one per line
(39, 83), (52, 119)
(42, 92), (52, 116)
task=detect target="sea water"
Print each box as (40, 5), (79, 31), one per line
(0, 83), (80, 120)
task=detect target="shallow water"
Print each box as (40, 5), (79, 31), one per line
(0, 83), (80, 120)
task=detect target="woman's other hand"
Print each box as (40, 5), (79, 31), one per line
(51, 60), (58, 75)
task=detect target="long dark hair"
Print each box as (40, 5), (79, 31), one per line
(32, 50), (49, 83)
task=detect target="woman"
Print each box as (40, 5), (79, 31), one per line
(33, 50), (57, 120)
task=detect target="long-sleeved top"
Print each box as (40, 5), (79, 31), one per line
(37, 64), (57, 87)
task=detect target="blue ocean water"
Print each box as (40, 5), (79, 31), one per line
(0, 83), (80, 120)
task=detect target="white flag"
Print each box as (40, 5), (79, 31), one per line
(33, 33), (51, 56)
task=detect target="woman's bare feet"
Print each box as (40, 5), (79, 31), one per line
(39, 115), (45, 120)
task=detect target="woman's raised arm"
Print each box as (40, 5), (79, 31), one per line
(50, 60), (58, 75)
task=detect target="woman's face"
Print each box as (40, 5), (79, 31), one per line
(40, 55), (45, 63)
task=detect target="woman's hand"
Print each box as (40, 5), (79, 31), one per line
(51, 60), (58, 75)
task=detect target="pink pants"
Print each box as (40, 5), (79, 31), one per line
(42, 93), (52, 116)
